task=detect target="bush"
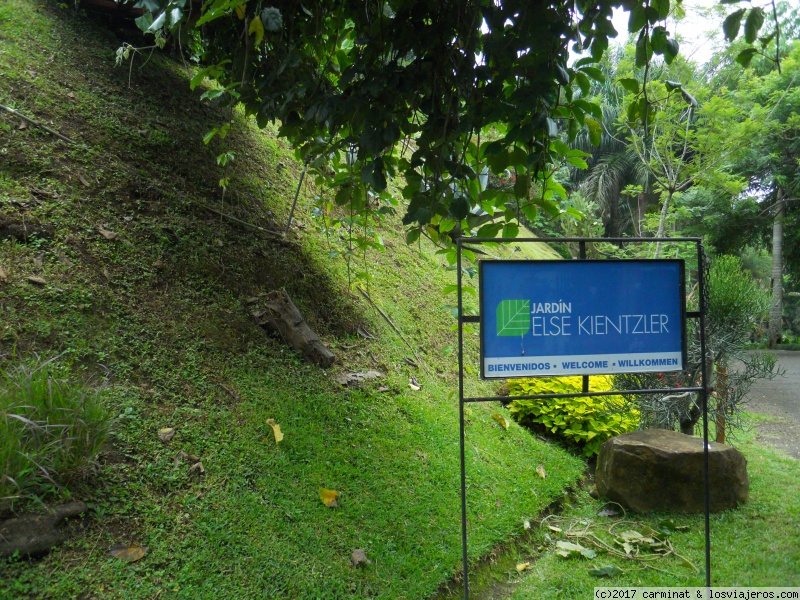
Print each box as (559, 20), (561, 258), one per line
(1, 356), (111, 508)
(506, 376), (638, 456)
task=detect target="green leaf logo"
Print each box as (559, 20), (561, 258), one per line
(496, 299), (530, 336)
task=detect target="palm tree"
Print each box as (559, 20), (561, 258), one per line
(570, 95), (655, 238)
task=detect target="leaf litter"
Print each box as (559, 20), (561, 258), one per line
(540, 510), (697, 578)
(319, 488), (339, 507)
(109, 543), (148, 562)
(266, 418), (284, 443)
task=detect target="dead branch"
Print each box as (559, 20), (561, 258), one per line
(0, 103), (77, 145)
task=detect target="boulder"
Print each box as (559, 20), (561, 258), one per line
(595, 430), (748, 513)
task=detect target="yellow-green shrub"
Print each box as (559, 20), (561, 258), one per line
(506, 376), (639, 456)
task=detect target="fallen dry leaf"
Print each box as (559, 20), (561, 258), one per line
(157, 427), (175, 443)
(174, 451), (201, 468)
(26, 276), (46, 285)
(102, 266), (111, 282)
(492, 413), (510, 430)
(0, 265), (7, 282)
(188, 461), (205, 475)
(98, 227), (118, 240)
(516, 562), (531, 572)
(266, 418), (284, 444)
(408, 376), (421, 391)
(351, 549), (371, 567)
(356, 325), (374, 339)
(523, 520), (531, 530)
(336, 370), (384, 387)
(536, 464), (547, 479)
(109, 544), (148, 562)
(78, 173), (90, 187)
(319, 488), (339, 508)
(55, 251), (74, 267)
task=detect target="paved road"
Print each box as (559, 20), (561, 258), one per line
(742, 350), (800, 459)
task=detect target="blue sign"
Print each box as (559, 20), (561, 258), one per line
(479, 260), (686, 378)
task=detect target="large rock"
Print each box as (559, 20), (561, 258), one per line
(595, 430), (748, 513)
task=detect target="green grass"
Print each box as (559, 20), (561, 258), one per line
(1, 355), (111, 504)
(495, 414), (800, 599)
(0, 1), (580, 597)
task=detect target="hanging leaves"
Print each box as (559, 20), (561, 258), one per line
(248, 16), (264, 47)
(723, 9), (746, 41)
(266, 418), (284, 443)
(260, 7), (282, 32)
(319, 488), (339, 507)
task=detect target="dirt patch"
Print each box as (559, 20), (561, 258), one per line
(0, 215), (55, 243)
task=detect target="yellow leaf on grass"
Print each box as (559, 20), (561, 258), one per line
(109, 544), (148, 562)
(319, 488), (339, 507)
(266, 418), (284, 443)
(492, 413), (510, 430)
(536, 464), (547, 479)
(248, 16), (264, 47)
(516, 562), (531, 572)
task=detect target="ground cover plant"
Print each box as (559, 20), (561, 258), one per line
(0, 355), (111, 506)
(0, 1), (582, 597)
(506, 376), (638, 456)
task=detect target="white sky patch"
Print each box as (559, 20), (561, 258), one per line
(609, 0), (724, 66)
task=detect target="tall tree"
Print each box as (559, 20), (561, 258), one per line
(130, 0), (683, 247)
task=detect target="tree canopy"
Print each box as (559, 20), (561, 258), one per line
(133, 0), (685, 241)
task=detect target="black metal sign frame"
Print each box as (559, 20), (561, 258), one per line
(456, 237), (711, 599)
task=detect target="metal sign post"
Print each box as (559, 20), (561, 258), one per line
(456, 237), (711, 599)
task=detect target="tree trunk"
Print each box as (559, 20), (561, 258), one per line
(636, 192), (647, 237)
(715, 363), (728, 444)
(769, 191), (785, 348)
(654, 189), (673, 258)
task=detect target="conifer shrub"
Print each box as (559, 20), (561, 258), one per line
(506, 376), (638, 456)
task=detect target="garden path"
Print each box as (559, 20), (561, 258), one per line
(742, 350), (800, 459)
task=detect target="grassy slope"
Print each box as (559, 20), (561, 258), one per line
(0, 1), (581, 598)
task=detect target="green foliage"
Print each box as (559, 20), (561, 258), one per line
(707, 254), (770, 349)
(1, 356), (111, 508)
(506, 376), (638, 456)
(124, 0), (680, 261)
